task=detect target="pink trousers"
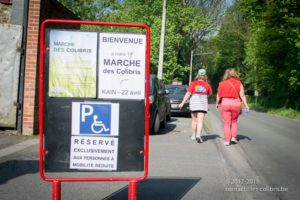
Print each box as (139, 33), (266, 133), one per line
(221, 98), (241, 142)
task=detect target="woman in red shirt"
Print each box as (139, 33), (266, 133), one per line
(179, 69), (212, 143)
(216, 68), (249, 146)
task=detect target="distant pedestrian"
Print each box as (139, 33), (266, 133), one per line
(179, 69), (213, 143)
(216, 68), (249, 146)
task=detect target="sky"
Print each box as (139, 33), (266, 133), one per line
(226, 0), (234, 6)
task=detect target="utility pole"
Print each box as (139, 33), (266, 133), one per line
(189, 50), (194, 83)
(157, 0), (167, 80)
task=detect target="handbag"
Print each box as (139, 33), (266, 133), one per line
(228, 80), (243, 115)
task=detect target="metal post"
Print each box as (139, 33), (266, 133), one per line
(189, 50), (194, 83)
(52, 180), (61, 200)
(128, 180), (138, 200)
(157, 0), (167, 79)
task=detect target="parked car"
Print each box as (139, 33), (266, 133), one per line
(166, 85), (190, 116)
(149, 75), (171, 134)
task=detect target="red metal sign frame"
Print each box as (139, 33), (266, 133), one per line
(39, 19), (150, 184)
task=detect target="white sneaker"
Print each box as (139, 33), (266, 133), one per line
(224, 142), (230, 146)
(231, 137), (238, 144)
(196, 136), (203, 143)
(191, 135), (196, 140)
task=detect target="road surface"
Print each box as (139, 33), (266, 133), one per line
(207, 104), (300, 200)
(0, 105), (299, 199)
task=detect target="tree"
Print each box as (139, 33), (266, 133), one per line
(203, 3), (249, 90)
(100, 0), (216, 83)
(58, 0), (223, 84)
(238, 0), (300, 109)
(58, 0), (115, 20)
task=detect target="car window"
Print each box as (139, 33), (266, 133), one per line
(166, 86), (176, 94)
(174, 87), (186, 95)
(158, 81), (165, 91)
(166, 86), (187, 95)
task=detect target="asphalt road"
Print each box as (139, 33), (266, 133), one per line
(207, 105), (300, 200)
(0, 106), (299, 200)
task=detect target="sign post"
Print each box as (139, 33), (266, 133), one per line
(52, 180), (61, 200)
(39, 19), (150, 200)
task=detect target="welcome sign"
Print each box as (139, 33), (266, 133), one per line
(44, 27), (147, 173)
(98, 33), (146, 99)
(49, 30), (146, 100)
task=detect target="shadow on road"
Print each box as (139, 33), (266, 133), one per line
(202, 133), (251, 143)
(104, 177), (201, 200)
(0, 160), (38, 184)
(158, 123), (177, 135)
(171, 114), (191, 118)
(237, 134), (252, 141)
(202, 134), (221, 142)
(151, 118), (178, 136)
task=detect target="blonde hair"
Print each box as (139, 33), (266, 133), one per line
(222, 68), (239, 80)
(195, 74), (207, 81)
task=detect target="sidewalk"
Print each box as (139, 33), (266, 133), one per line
(0, 131), (38, 157)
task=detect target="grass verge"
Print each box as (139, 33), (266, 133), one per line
(250, 103), (300, 121)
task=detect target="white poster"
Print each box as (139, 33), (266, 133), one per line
(98, 32), (146, 99)
(70, 136), (118, 170)
(49, 30), (97, 97)
(70, 102), (119, 170)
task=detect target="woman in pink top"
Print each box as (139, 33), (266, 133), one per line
(216, 68), (249, 146)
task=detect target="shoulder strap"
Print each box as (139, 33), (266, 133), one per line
(228, 80), (240, 97)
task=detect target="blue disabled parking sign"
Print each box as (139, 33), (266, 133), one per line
(80, 103), (111, 134)
(72, 102), (119, 136)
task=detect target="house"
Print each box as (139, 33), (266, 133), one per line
(0, 0), (79, 135)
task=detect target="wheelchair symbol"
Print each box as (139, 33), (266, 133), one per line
(91, 115), (110, 134)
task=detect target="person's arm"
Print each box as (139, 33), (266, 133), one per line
(239, 84), (249, 110)
(216, 94), (221, 109)
(216, 83), (221, 109)
(178, 92), (191, 109)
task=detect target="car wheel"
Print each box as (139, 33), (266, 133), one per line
(160, 115), (166, 128)
(166, 112), (171, 121)
(151, 113), (160, 134)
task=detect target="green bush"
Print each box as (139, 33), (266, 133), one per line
(247, 95), (300, 120)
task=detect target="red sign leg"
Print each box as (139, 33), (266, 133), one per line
(52, 180), (61, 200)
(128, 180), (137, 200)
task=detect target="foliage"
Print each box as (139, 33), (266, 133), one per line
(58, 0), (300, 115)
(268, 107), (300, 121)
(58, 0), (224, 84)
(202, 3), (249, 90)
(237, 0), (300, 109)
(58, 0), (114, 19)
(202, 0), (300, 110)
(248, 95), (300, 120)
